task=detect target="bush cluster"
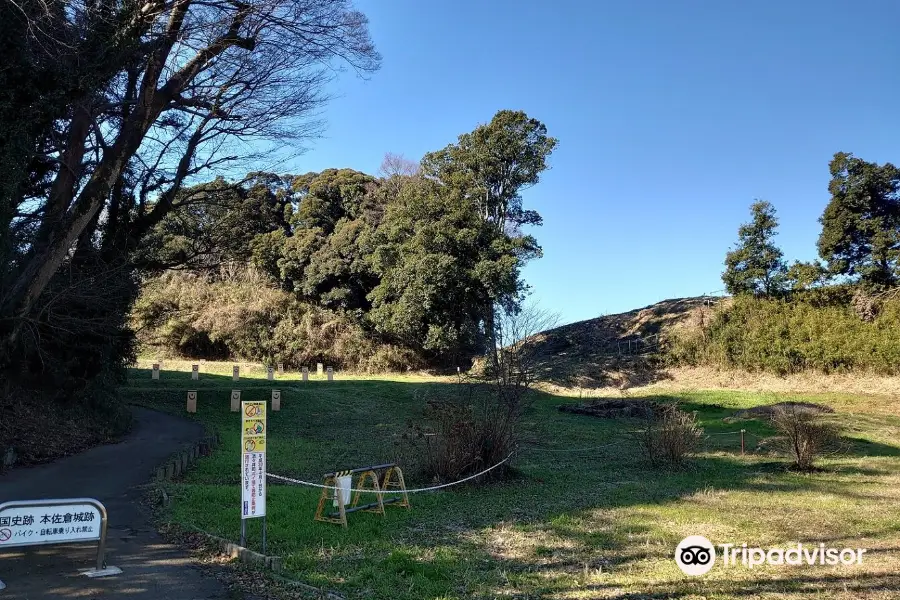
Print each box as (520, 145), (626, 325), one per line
(667, 292), (900, 375)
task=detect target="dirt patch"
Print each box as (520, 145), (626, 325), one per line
(558, 398), (659, 419)
(736, 401), (835, 420)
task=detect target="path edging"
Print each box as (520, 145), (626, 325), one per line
(154, 433), (220, 482)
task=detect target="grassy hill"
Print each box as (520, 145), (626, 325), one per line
(526, 296), (724, 389)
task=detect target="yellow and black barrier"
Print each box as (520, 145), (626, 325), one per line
(314, 463), (409, 527)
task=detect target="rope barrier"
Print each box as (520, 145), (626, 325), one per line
(267, 452), (515, 494)
(268, 428), (765, 494)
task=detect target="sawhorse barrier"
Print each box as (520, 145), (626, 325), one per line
(314, 463), (409, 527)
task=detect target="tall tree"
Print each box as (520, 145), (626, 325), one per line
(723, 200), (787, 297)
(1, 0), (379, 389)
(818, 152), (900, 288)
(420, 110), (556, 346)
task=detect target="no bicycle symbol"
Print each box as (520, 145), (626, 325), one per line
(244, 404), (262, 417)
(0, 528), (11, 542)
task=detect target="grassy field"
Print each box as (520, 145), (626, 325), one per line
(124, 360), (900, 599)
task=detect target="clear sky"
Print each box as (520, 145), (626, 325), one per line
(283, 0), (900, 326)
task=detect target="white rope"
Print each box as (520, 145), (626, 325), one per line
(267, 452), (515, 494)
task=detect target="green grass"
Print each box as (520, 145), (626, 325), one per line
(123, 363), (900, 599)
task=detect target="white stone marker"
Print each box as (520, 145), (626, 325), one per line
(232, 365), (240, 381)
(271, 389), (281, 412)
(302, 366), (309, 381)
(267, 366), (274, 381)
(277, 362), (284, 376)
(316, 363), (323, 377)
(191, 364), (199, 380)
(187, 390), (197, 413)
(231, 390), (241, 412)
(151, 363), (160, 380)
(326, 366), (333, 381)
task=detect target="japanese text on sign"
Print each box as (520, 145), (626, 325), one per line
(0, 503), (101, 547)
(241, 401), (266, 519)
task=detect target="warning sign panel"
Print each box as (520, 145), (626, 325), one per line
(241, 401), (266, 519)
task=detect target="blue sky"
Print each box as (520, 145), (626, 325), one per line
(283, 0), (899, 326)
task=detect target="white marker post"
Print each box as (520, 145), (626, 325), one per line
(326, 366), (333, 381)
(151, 363), (160, 380)
(302, 366), (309, 381)
(233, 365), (240, 382)
(0, 498), (120, 581)
(240, 401), (267, 552)
(277, 362), (284, 376)
(316, 363), (323, 377)
(271, 389), (281, 412)
(230, 390), (241, 412)
(187, 390), (197, 413)
(266, 366), (274, 381)
(191, 364), (199, 380)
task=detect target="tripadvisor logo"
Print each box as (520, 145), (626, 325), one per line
(675, 536), (867, 576)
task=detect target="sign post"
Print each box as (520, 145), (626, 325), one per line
(240, 400), (267, 552)
(0, 498), (121, 581)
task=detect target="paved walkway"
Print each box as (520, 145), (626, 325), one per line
(0, 408), (231, 599)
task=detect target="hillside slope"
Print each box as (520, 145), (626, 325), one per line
(527, 296), (724, 389)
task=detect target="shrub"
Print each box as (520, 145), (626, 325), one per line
(635, 404), (702, 467)
(401, 383), (520, 483)
(769, 405), (840, 470)
(666, 291), (900, 374)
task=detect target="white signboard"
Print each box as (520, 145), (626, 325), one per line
(241, 401), (266, 519)
(0, 501), (101, 547)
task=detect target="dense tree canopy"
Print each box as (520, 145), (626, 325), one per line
(818, 152), (900, 289)
(0, 0), (379, 402)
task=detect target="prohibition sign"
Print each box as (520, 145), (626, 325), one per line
(0, 528), (11, 542)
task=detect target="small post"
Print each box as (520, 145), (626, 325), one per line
(262, 515), (267, 554)
(191, 364), (199, 380)
(232, 365), (240, 381)
(187, 391), (197, 413)
(277, 362), (284, 376)
(326, 366), (333, 381)
(267, 366), (274, 381)
(152, 363), (160, 380)
(302, 366), (309, 381)
(740, 429), (746, 455)
(240, 519), (246, 548)
(317, 363), (323, 377)
(231, 390), (241, 412)
(271, 389), (281, 411)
